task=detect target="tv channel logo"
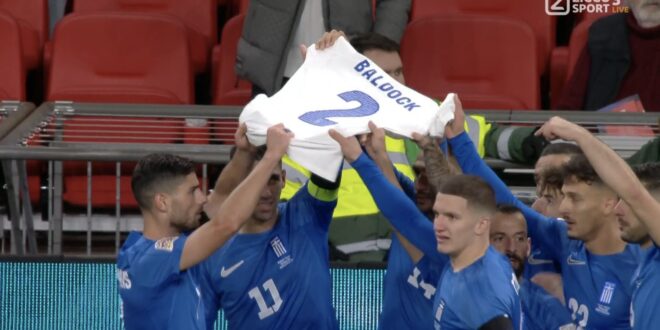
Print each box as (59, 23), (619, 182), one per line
(545, 0), (570, 16)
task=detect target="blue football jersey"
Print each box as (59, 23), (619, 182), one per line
(117, 232), (206, 330)
(379, 235), (445, 330)
(524, 244), (562, 280)
(449, 131), (642, 330)
(630, 245), (660, 329)
(199, 182), (338, 329)
(520, 279), (573, 330)
(433, 246), (522, 330)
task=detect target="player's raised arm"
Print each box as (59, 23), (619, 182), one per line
(361, 121), (424, 262)
(329, 128), (443, 263)
(180, 124), (293, 270)
(536, 116), (660, 244)
(444, 95), (564, 262)
(204, 123), (256, 216)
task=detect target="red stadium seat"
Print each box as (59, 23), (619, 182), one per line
(212, 14), (252, 106)
(47, 13), (194, 208)
(0, 0), (48, 71)
(401, 15), (540, 110)
(0, 11), (24, 100)
(48, 13), (193, 104)
(73, 0), (216, 73)
(410, 0), (555, 73)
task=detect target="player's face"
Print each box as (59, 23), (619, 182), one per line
(628, 0), (660, 28)
(251, 164), (285, 223)
(168, 173), (207, 231)
(433, 193), (479, 256)
(559, 177), (613, 241)
(489, 212), (529, 278)
(363, 49), (405, 85)
(413, 154), (434, 217)
(537, 187), (564, 218)
(615, 198), (651, 244)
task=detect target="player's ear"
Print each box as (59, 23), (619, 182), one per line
(526, 238), (531, 257)
(601, 191), (618, 216)
(474, 216), (490, 235)
(153, 192), (169, 213)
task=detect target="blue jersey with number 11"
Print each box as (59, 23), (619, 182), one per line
(199, 182), (338, 330)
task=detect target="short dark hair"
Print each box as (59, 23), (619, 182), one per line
(131, 153), (195, 210)
(633, 162), (660, 194)
(496, 204), (522, 215)
(540, 142), (583, 157)
(538, 166), (564, 195)
(439, 175), (497, 214)
(562, 154), (602, 185)
(349, 32), (399, 55)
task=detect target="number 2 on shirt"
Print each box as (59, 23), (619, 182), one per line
(299, 90), (379, 126)
(248, 278), (283, 320)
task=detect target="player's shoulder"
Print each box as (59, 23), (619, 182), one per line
(480, 248), (518, 295)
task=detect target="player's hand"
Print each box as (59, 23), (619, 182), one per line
(265, 124), (293, 159)
(316, 30), (345, 50)
(444, 94), (465, 139)
(329, 129), (362, 163)
(361, 121), (387, 160)
(535, 116), (588, 142)
(234, 123), (256, 154)
(300, 30), (345, 60)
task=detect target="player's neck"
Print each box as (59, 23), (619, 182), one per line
(240, 213), (279, 234)
(142, 214), (180, 241)
(450, 239), (488, 272)
(585, 221), (627, 255)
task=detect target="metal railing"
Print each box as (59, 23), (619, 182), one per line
(1, 102), (658, 256)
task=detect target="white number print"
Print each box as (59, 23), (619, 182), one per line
(248, 278), (283, 320)
(116, 269), (131, 289)
(568, 298), (589, 329)
(407, 267), (437, 299)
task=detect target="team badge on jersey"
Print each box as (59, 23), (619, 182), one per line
(154, 237), (178, 252)
(271, 236), (293, 269)
(595, 282), (616, 315)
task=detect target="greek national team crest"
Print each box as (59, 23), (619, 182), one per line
(596, 282), (616, 315)
(271, 236), (293, 269)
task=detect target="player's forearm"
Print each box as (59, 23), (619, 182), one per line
(352, 153), (442, 262)
(205, 149), (254, 215)
(373, 152), (424, 262)
(574, 133), (660, 242)
(423, 140), (452, 194)
(216, 153), (280, 230)
(180, 154), (279, 270)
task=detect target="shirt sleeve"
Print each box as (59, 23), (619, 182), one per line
(352, 153), (447, 264)
(394, 165), (416, 200)
(134, 235), (187, 287)
(286, 181), (338, 231)
(448, 132), (567, 263)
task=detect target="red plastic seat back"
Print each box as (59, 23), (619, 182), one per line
(411, 0), (554, 72)
(0, 0), (48, 70)
(212, 14), (252, 106)
(74, 0), (216, 71)
(47, 12), (193, 104)
(401, 15), (540, 110)
(0, 11), (24, 100)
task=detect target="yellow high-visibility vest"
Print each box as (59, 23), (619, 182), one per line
(281, 115), (490, 217)
(281, 136), (414, 217)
